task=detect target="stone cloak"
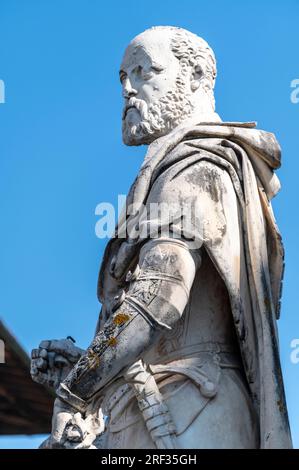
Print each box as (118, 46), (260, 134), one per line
(97, 121), (292, 449)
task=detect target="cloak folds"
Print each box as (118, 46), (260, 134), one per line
(97, 121), (292, 449)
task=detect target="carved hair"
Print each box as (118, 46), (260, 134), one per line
(147, 26), (217, 110)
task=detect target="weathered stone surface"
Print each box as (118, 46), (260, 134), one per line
(31, 26), (292, 449)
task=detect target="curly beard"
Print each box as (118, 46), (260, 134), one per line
(122, 75), (194, 146)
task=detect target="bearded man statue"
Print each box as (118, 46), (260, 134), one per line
(31, 26), (292, 449)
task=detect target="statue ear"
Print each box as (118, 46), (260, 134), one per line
(190, 64), (204, 92)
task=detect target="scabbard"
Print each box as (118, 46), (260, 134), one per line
(124, 360), (178, 449)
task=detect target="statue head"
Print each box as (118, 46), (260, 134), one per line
(120, 26), (217, 146)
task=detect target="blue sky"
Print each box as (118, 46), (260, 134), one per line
(0, 0), (298, 449)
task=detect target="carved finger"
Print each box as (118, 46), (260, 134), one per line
(31, 348), (40, 359)
(39, 340), (51, 350)
(35, 357), (48, 371)
(37, 339), (84, 362)
(54, 354), (70, 368)
(30, 362), (38, 376)
(31, 358), (43, 374)
(30, 369), (49, 385)
(39, 348), (48, 359)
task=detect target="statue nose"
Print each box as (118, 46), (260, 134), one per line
(122, 79), (137, 99)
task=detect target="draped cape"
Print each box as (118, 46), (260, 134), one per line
(97, 121), (292, 449)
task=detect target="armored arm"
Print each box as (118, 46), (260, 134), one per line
(56, 238), (200, 412)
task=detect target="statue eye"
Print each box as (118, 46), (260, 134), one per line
(142, 66), (164, 81)
(119, 71), (126, 84)
(151, 65), (164, 73)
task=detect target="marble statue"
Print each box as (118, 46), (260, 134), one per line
(31, 26), (292, 449)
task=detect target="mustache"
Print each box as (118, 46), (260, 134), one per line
(122, 97), (148, 121)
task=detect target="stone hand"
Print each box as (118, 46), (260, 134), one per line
(39, 398), (104, 449)
(31, 338), (85, 390)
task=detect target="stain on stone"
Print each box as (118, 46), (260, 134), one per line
(108, 337), (118, 347)
(87, 349), (101, 369)
(277, 399), (285, 413)
(185, 164), (223, 203)
(113, 312), (131, 326)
